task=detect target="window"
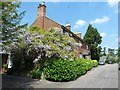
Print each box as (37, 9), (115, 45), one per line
(86, 45), (88, 49)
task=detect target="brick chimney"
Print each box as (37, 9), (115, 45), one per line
(66, 22), (71, 30)
(37, 1), (46, 17)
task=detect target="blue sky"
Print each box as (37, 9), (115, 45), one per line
(19, 1), (118, 49)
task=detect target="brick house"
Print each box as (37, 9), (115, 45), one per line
(31, 1), (91, 59)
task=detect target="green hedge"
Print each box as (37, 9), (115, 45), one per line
(30, 68), (42, 79)
(92, 60), (98, 67)
(43, 58), (98, 81)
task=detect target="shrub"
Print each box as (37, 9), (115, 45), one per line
(43, 58), (75, 81)
(92, 60), (98, 67)
(77, 59), (93, 71)
(43, 58), (97, 82)
(10, 44), (39, 73)
(30, 68), (42, 79)
(10, 27), (77, 74)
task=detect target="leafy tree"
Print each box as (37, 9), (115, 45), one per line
(103, 47), (107, 55)
(83, 24), (102, 61)
(1, 1), (27, 52)
(108, 48), (115, 55)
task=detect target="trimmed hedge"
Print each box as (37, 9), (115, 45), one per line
(92, 60), (98, 67)
(30, 68), (42, 79)
(43, 58), (98, 81)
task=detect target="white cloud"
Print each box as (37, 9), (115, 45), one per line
(74, 19), (86, 29)
(107, 0), (118, 13)
(100, 32), (106, 37)
(90, 16), (110, 24)
(107, 0), (118, 7)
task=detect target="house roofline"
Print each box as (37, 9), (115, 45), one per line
(45, 16), (62, 27)
(30, 18), (37, 27)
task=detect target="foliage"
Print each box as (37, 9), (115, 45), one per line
(80, 59), (94, 71)
(106, 54), (117, 63)
(92, 60), (98, 67)
(108, 48), (115, 55)
(102, 47), (107, 56)
(105, 48), (118, 63)
(1, 1), (27, 52)
(10, 27), (77, 74)
(25, 27), (77, 61)
(10, 42), (41, 73)
(43, 58), (97, 82)
(30, 67), (42, 79)
(83, 24), (102, 61)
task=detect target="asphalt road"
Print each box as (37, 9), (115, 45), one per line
(2, 64), (118, 89)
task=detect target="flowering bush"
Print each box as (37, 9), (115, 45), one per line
(25, 27), (77, 62)
(10, 27), (77, 73)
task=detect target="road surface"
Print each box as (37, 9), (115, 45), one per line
(2, 64), (118, 88)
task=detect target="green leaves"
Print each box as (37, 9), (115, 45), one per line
(92, 60), (98, 67)
(1, 1), (27, 52)
(43, 58), (98, 82)
(30, 68), (42, 79)
(83, 24), (102, 61)
(10, 26), (78, 75)
(83, 24), (102, 46)
(25, 27), (77, 60)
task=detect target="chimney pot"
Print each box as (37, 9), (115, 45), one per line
(66, 22), (71, 30)
(41, 1), (45, 5)
(37, 1), (46, 17)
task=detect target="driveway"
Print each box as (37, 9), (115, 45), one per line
(2, 64), (119, 89)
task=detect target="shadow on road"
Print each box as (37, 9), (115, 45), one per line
(2, 74), (39, 89)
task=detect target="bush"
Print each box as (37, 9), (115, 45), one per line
(10, 27), (77, 75)
(43, 58), (75, 81)
(92, 60), (98, 67)
(10, 44), (38, 73)
(30, 68), (42, 79)
(43, 58), (97, 82)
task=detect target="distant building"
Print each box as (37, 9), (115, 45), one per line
(31, 1), (90, 59)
